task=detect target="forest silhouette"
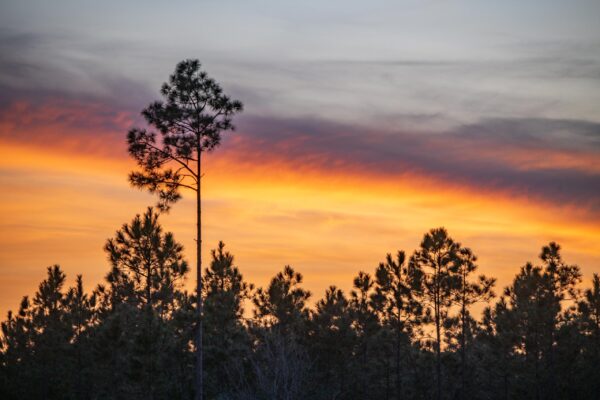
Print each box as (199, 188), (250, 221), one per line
(1, 60), (599, 400)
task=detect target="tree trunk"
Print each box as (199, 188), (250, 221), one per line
(396, 323), (402, 400)
(386, 355), (390, 400)
(433, 268), (442, 400)
(146, 262), (154, 400)
(436, 295), (442, 400)
(547, 328), (556, 400)
(460, 284), (466, 400)
(195, 150), (204, 400)
(435, 254), (442, 400)
(362, 341), (368, 399)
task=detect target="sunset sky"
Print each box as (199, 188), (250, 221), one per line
(1, 1), (599, 316)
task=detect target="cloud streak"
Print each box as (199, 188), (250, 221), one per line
(1, 85), (598, 218)
(225, 115), (600, 214)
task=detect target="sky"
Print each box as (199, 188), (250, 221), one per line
(0, 0), (599, 316)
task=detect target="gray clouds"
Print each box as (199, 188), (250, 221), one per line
(228, 115), (600, 213)
(0, 4), (599, 215)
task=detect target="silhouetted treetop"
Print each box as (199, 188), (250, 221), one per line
(127, 59), (243, 210)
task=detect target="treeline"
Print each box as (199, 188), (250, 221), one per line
(1, 208), (599, 400)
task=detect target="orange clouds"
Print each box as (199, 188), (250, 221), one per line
(0, 94), (139, 161)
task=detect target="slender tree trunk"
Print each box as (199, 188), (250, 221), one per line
(435, 256), (442, 400)
(460, 284), (466, 400)
(548, 328), (556, 400)
(386, 355), (390, 400)
(434, 268), (442, 400)
(533, 300), (540, 400)
(396, 323), (402, 400)
(146, 263), (154, 400)
(76, 317), (83, 400)
(77, 341), (82, 400)
(362, 340), (368, 399)
(339, 359), (346, 398)
(436, 305), (441, 400)
(195, 150), (204, 400)
(147, 311), (154, 400)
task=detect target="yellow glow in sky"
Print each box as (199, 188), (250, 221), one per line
(1, 139), (599, 317)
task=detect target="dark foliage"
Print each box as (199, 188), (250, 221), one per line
(127, 59), (243, 400)
(1, 218), (598, 399)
